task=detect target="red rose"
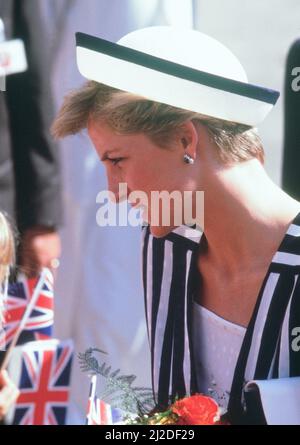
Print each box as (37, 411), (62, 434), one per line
(171, 394), (220, 425)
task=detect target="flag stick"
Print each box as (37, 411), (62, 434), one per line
(86, 374), (97, 425)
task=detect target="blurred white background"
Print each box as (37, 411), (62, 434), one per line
(195, 0), (300, 184)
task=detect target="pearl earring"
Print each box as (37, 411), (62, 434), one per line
(183, 154), (194, 165)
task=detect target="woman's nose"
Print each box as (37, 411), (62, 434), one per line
(107, 174), (129, 203)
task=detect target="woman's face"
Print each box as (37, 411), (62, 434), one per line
(88, 120), (197, 237)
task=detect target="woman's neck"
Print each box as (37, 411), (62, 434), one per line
(199, 159), (300, 276)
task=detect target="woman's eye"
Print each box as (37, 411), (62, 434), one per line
(109, 158), (123, 166)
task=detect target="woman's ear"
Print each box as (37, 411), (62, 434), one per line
(179, 120), (199, 160)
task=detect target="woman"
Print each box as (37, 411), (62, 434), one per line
(52, 27), (300, 423)
(0, 212), (19, 419)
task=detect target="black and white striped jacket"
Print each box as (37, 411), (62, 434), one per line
(141, 213), (300, 424)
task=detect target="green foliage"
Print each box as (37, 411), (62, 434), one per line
(78, 348), (155, 416)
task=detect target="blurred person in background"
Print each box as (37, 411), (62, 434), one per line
(282, 38), (300, 201)
(0, 0), (62, 278)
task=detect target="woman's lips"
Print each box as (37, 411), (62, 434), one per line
(128, 201), (149, 221)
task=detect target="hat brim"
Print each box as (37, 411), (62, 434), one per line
(76, 32), (279, 127)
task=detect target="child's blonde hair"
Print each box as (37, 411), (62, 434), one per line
(0, 212), (15, 324)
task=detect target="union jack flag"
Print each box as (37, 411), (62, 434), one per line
(9, 339), (74, 425)
(0, 269), (54, 350)
(86, 375), (123, 425)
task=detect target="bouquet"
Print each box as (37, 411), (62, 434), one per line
(79, 348), (229, 426)
(127, 394), (229, 425)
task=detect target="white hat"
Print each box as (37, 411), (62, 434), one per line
(76, 26), (279, 127)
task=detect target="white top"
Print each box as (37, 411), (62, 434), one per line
(192, 302), (246, 412)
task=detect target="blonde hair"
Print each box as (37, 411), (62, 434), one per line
(52, 81), (264, 164)
(0, 212), (15, 324)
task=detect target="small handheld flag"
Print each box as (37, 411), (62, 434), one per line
(0, 268), (54, 354)
(86, 375), (123, 425)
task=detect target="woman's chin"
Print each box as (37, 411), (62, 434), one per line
(149, 224), (176, 238)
